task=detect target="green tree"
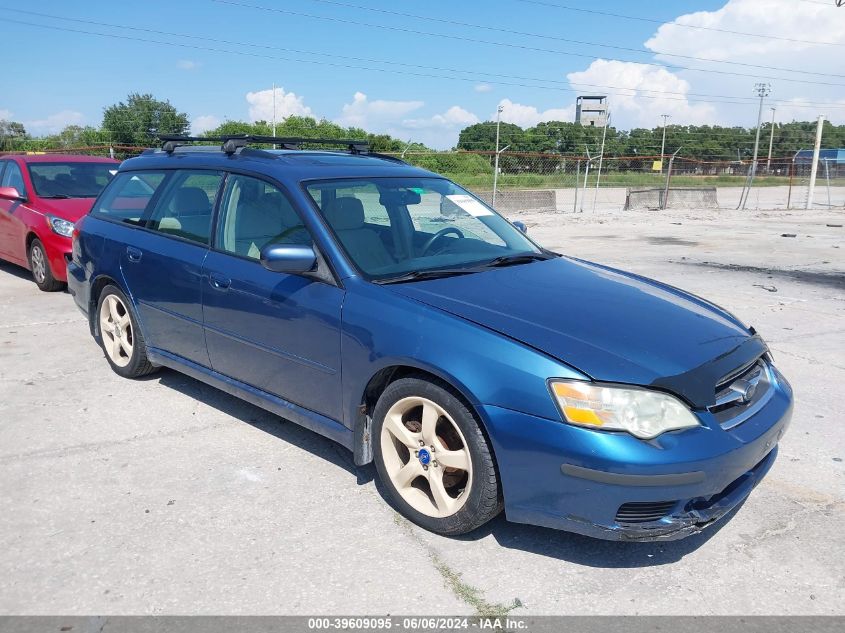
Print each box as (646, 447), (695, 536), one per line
(102, 93), (190, 146)
(0, 120), (27, 150)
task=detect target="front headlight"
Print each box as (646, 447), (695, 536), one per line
(549, 380), (701, 439)
(47, 215), (74, 237)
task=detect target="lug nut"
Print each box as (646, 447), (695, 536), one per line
(423, 465), (429, 471)
(414, 451), (419, 457)
(419, 440), (425, 447)
(432, 460), (439, 468)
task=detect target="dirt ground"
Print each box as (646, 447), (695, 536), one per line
(0, 205), (843, 615)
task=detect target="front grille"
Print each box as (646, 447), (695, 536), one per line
(615, 501), (677, 524)
(709, 359), (776, 431)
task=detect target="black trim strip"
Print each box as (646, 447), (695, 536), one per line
(561, 464), (706, 487)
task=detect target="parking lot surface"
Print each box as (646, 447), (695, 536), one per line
(1, 206), (843, 615)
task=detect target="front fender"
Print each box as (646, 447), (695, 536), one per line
(340, 280), (586, 439)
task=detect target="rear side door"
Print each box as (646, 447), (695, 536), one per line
(201, 173), (345, 421)
(115, 169), (223, 367)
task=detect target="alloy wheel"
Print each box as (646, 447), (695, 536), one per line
(99, 294), (134, 368)
(30, 244), (47, 284)
(380, 396), (473, 518)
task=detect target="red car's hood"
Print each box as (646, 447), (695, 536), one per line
(32, 197), (96, 222)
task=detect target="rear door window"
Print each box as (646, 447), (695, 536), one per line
(91, 172), (167, 226)
(146, 171), (222, 244)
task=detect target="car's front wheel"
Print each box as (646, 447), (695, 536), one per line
(29, 238), (63, 292)
(373, 376), (502, 535)
(96, 285), (157, 379)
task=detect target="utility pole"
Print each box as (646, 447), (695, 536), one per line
(493, 104), (504, 206)
(592, 109), (610, 213)
(271, 82), (277, 137)
(766, 107), (776, 172)
(660, 114), (670, 171)
(742, 82), (771, 209)
(806, 115), (825, 210)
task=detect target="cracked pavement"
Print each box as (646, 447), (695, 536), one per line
(0, 206), (843, 615)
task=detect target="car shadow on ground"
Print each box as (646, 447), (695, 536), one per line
(155, 369), (375, 484)
(154, 367), (734, 567)
(0, 259), (36, 284)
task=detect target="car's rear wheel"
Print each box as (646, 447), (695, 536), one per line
(29, 238), (63, 292)
(96, 285), (157, 378)
(373, 376), (502, 535)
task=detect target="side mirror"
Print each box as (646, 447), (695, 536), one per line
(0, 186), (25, 201)
(260, 243), (317, 274)
(512, 220), (528, 234)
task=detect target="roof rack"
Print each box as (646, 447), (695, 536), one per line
(157, 134), (372, 156)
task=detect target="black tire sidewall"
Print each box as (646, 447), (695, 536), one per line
(372, 376), (501, 535)
(95, 284), (149, 378)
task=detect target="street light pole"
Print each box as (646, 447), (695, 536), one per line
(660, 114), (670, 170)
(767, 107), (776, 172)
(493, 105), (504, 206)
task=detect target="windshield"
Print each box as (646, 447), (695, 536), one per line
(28, 162), (116, 198)
(305, 177), (542, 281)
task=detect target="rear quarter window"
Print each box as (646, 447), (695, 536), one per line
(91, 172), (167, 226)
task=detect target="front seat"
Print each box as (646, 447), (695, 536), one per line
(322, 197), (394, 272)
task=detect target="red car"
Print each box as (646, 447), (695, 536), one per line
(0, 154), (118, 291)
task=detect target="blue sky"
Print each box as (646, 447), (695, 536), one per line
(3, 0), (844, 148)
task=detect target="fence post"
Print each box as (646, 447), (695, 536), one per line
(573, 159), (580, 213)
(806, 115), (824, 210)
(787, 156), (795, 210)
(661, 148), (681, 210)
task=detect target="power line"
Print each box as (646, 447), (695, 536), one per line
(211, 0), (845, 87)
(514, 0), (845, 48)
(10, 14), (845, 112)
(295, 0), (845, 78)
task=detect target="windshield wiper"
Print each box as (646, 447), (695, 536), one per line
(482, 252), (555, 268)
(375, 268), (479, 285)
(39, 194), (71, 199)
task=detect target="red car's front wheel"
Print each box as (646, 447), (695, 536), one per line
(28, 238), (64, 292)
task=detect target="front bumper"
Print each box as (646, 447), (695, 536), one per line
(479, 371), (793, 541)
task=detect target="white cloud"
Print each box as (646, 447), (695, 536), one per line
(0, 109), (13, 121)
(25, 110), (85, 134)
(474, 83), (493, 93)
(566, 59), (715, 129)
(177, 59), (200, 71)
(642, 0), (845, 125)
(336, 91), (424, 129)
(246, 86), (312, 123)
(492, 99), (575, 128)
(403, 106), (479, 130)
(191, 115), (221, 135)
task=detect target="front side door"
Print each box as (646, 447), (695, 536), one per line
(0, 160), (29, 264)
(116, 169), (223, 367)
(201, 173), (345, 422)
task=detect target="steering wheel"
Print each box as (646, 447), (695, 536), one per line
(421, 227), (464, 255)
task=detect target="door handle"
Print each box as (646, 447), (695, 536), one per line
(209, 273), (231, 290)
(126, 246), (142, 263)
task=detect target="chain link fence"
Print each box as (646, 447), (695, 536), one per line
(2, 144), (842, 212)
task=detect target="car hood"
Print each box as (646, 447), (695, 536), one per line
(32, 197), (96, 222)
(387, 256), (767, 408)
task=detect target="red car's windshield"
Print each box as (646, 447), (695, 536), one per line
(28, 162), (116, 199)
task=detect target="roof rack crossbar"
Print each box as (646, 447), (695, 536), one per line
(157, 134), (376, 157)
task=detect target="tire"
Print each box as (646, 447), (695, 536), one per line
(29, 238), (64, 292)
(373, 375), (502, 535)
(95, 284), (158, 379)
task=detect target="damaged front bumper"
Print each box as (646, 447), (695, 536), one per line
(478, 370), (792, 541)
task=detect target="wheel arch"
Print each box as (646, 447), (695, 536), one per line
(352, 362), (495, 468)
(87, 274), (124, 337)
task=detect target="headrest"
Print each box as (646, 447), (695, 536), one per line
(261, 192), (301, 228)
(172, 187), (211, 216)
(323, 197), (365, 231)
(236, 201), (283, 238)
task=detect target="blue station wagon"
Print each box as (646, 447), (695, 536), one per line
(68, 136), (793, 540)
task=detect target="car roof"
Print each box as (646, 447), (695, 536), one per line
(4, 154), (120, 164)
(118, 148), (439, 182)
